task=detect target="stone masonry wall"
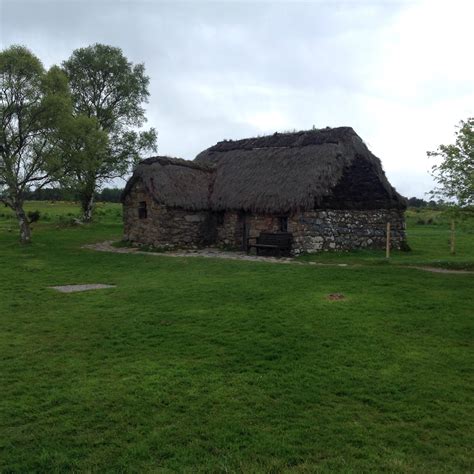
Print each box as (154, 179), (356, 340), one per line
(216, 212), (284, 249)
(124, 182), (406, 253)
(215, 209), (406, 254)
(216, 211), (241, 248)
(290, 209), (406, 255)
(123, 183), (213, 249)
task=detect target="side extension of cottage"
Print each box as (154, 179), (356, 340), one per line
(122, 127), (407, 254)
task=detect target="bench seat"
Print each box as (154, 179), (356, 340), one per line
(247, 232), (293, 257)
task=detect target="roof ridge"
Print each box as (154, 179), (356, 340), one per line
(196, 127), (357, 157)
(140, 156), (214, 172)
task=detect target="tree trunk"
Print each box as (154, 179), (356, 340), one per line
(14, 203), (32, 244)
(81, 192), (95, 222)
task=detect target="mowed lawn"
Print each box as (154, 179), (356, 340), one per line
(1, 204), (473, 472)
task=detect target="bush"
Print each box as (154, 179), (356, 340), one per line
(399, 240), (412, 252)
(27, 210), (41, 223)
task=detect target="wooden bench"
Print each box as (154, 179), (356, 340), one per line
(247, 232), (293, 257)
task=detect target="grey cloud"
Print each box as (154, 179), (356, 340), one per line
(2, 0), (460, 197)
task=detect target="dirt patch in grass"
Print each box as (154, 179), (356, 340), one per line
(84, 241), (474, 275)
(50, 284), (116, 293)
(406, 266), (474, 275)
(326, 293), (346, 301)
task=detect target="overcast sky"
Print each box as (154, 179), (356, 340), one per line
(1, 0), (473, 198)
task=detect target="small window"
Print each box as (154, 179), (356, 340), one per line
(279, 216), (288, 232)
(138, 201), (147, 219)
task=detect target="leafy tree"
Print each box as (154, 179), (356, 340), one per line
(407, 197), (427, 208)
(0, 45), (71, 243)
(62, 44), (157, 220)
(428, 118), (474, 206)
(58, 114), (109, 220)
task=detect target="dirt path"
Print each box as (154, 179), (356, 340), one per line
(83, 241), (473, 274)
(405, 266), (474, 275)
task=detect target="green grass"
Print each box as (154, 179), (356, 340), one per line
(1, 204), (473, 472)
(299, 209), (474, 270)
(0, 200), (121, 231)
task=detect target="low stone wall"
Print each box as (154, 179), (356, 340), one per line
(290, 209), (406, 254)
(123, 183), (213, 249)
(214, 209), (406, 254)
(124, 183), (406, 254)
(216, 212), (283, 249)
(216, 211), (241, 248)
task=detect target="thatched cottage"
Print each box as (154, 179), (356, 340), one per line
(122, 127), (407, 254)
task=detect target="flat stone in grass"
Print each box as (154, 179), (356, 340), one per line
(50, 284), (116, 293)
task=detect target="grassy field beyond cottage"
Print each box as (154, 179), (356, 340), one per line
(1, 203), (473, 472)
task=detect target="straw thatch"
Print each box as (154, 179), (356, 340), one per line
(123, 127), (406, 213)
(122, 156), (213, 210)
(195, 127), (406, 212)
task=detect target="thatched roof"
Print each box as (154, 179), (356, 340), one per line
(123, 127), (406, 213)
(195, 127), (406, 212)
(122, 156), (213, 210)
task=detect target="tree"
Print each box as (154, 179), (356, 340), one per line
(58, 114), (109, 220)
(428, 118), (474, 206)
(0, 45), (71, 243)
(62, 44), (157, 220)
(407, 197), (427, 208)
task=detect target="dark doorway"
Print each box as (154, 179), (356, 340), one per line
(279, 216), (288, 232)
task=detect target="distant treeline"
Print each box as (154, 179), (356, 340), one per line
(24, 188), (124, 203)
(22, 190), (446, 208)
(407, 197), (445, 208)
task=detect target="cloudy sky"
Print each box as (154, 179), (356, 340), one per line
(1, 0), (473, 197)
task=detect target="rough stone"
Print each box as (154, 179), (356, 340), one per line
(184, 214), (203, 223)
(123, 182), (406, 255)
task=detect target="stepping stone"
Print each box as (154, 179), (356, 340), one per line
(49, 284), (116, 293)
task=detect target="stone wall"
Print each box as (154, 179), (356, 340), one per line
(124, 182), (406, 254)
(289, 209), (406, 254)
(214, 209), (406, 255)
(215, 212), (284, 249)
(216, 211), (242, 248)
(123, 182), (214, 249)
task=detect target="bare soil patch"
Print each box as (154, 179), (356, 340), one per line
(50, 284), (116, 293)
(83, 241), (474, 275)
(326, 293), (346, 301)
(407, 266), (474, 275)
(83, 240), (297, 264)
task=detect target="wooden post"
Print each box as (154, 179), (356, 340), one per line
(386, 222), (391, 259)
(450, 219), (456, 255)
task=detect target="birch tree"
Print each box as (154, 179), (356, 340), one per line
(0, 45), (70, 243)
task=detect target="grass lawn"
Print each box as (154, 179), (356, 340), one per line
(298, 209), (474, 270)
(1, 203), (473, 472)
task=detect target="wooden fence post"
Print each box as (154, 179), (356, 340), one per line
(386, 222), (391, 259)
(450, 220), (456, 255)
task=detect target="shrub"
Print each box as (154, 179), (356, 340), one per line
(399, 240), (412, 252)
(27, 210), (41, 223)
